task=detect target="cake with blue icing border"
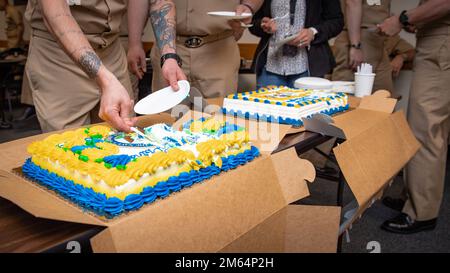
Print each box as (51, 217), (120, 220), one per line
(222, 86), (350, 126)
(21, 118), (260, 218)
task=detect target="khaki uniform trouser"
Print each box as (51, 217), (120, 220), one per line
(331, 30), (394, 93)
(403, 34), (450, 221)
(151, 35), (240, 99)
(25, 35), (132, 133)
(21, 72), (33, 106)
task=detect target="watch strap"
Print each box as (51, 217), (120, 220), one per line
(160, 53), (182, 68)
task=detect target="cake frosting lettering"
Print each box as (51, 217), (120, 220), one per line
(223, 86), (349, 126)
(22, 118), (260, 218)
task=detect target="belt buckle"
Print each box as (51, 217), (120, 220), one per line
(185, 37), (203, 48)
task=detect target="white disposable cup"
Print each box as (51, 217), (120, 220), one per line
(354, 73), (375, 98)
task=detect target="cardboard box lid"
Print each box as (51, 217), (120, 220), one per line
(0, 115), (315, 252)
(220, 205), (341, 253)
(334, 112), (420, 207)
(302, 91), (420, 230)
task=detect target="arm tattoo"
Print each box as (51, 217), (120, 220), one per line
(57, 29), (83, 38)
(79, 51), (102, 78)
(149, 3), (176, 52)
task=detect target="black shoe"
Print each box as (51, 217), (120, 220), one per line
(0, 121), (12, 129)
(382, 197), (406, 211)
(381, 213), (437, 234)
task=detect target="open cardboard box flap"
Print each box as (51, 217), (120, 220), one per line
(221, 205), (341, 253)
(304, 91), (420, 223)
(0, 113), (317, 252)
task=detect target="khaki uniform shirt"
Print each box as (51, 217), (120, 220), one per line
(384, 35), (414, 57)
(341, 0), (391, 29)
(25, 0), (126, 48)
(175, 0), (239, 36)
(417, 0), (450, 37)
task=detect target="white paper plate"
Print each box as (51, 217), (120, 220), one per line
(332, 81), (355, 94)
(207, 11), (252, 20)
(134, 80), (190, 115)
(294, 77), (333, 90)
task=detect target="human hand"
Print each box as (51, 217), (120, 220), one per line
(289, 28), (315, 48)
(228, 20), (245, 41)
(377, 15), (403, 37)
(235, 4), (253, 25)
(161, 58), (187, 91)
(349, 47), (364, 71)
(261, 17), (277, 34)
(391, 55), (404, 77)
(127, 44), (147, 80)
(96, 67), (137, 132)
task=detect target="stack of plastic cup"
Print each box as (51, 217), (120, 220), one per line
(354, 63), (375, 98)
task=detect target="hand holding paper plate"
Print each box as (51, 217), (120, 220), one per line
(134, 80), (190, 115)
(207, 11), (252, 20)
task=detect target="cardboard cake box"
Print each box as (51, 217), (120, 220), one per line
(205, 90), (420, 233)
(0, 113), (341, 253)
(302, 90), (420, 231)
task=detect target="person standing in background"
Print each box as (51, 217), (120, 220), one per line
(0, 0), (24, 49)
(24, 0), (184, 133)
(384, 35), (415, 78)
(119, 0), (140, 103)
(378, 0), (450, 234)
(128, 0), (264, 100)
(332, 0), (394, 93)
(249, 0), (344, 89)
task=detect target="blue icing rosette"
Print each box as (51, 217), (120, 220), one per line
(124, 194), (145, 211)
(154, 182), (170, 198)
(141, 187), (157, 203)
(188, 170), (201, 184)
(104, 197), (124, 217)
(178, 172), (193, 188)
(167, 176), (182, 192)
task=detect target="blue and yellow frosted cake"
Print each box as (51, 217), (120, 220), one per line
(223, 86), (349, 126)
(22, 118), (260, 218)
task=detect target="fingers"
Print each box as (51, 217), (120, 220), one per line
(129, 59), (141, 79)
(177, 68), (188, 81)
(167, 71), (180, 91)
(101, 107), (131, 133)
(261, 17), (271, 24)
(235, 5), (245, 15)
(140, 53), (147, 73)
(120, 99), (135, 130)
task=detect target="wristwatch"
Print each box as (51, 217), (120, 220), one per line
(399, 10), (411, 28)
(240, 3), (255, 15)
(160, 53), (182, 68)
(350, 42), (362, 50)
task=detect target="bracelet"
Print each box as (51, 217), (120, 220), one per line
(240, 3), (255, 15)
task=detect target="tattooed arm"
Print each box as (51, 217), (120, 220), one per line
(38, 0), (136, 132)
(149, 0), (177, 55)
(128, 0), (185, 90)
